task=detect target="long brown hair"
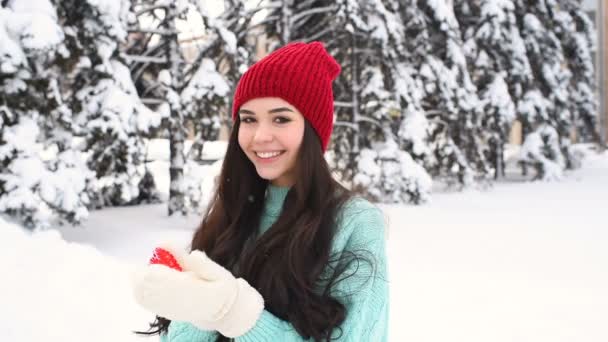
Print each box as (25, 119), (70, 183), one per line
(138, 118), (366, 341)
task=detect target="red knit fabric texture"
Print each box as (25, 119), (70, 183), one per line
(232, 41), (341, 151)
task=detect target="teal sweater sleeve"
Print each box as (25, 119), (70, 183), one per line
(162, 198), (389, 342)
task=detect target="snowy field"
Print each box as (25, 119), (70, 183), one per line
(1, 148), (607, 342)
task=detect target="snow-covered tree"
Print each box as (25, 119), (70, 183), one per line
(457, 0), (521, 179)
(264, 0), (336, 46)
(347, 0), (433, 203)
(552, 0), (599, 145)
(518, 123), (565, 180)
(403, 0), (484, 187)
(513, 0), (575, 177)
(183, 0), (259, 162)
(53, 0), (163, 208)
(0, 0), (90, 229)
(129, 0), (252, 214)
(353, 137), (432, 203)
(331, 0), (387, 179)
(299, 0), (430, 200)
(75, 60), (163, 207)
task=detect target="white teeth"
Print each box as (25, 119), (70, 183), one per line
(255, 151), (282, 159)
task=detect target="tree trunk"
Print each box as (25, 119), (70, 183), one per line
(281, 0), (293, 43)
(166, 3), (186, 216)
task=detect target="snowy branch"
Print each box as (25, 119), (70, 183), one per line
(291, 6), (337, 25)
(121, 54), (166, 64)
(239, 16), (280, 38)
(303, 27), (333, 43)
(183, 39), (217, 80)
(356, 116), (384, 130)
(141, 98), (166, 105)
(142, 82), (164, 97)
(244, 2), (282, 14)
(135, 4), (169, 17)
(295, 0), (321, 10)
(424, 109), (445, 117)
(128, 28), (178, 36)
(334, 121), (358, 130)
(334, 101), (354, 108)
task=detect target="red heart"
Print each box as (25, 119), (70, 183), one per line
(149, 247), (183, 272)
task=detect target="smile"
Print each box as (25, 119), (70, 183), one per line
(254, 151), (285, 159)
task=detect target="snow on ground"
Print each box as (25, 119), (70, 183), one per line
(0, 216), (155, 342)
(385, 150), (608, 342)
(1, 149), (607, 342)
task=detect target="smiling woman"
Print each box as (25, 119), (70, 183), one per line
(132, 41), (389, 342)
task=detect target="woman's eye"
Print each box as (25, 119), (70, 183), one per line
(241, 117), (255, 124)
(274, 116), (291, 124)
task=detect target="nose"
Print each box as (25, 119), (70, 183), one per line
(253, 123), (273, 143)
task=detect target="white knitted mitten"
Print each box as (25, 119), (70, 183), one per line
(132, 246), (264, 337)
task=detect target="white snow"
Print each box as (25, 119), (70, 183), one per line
(144, 138), (226, 203)
(0, 116), (91, 229)
(519, 125), (565, 180)
(181, 58), (230, 104)
(354, 139), (432, 203)
(84, 0), (132, 64)
(386, 149), (608, 342)
(482, 73), (516, 124)
(426, 0), (460, 31)
(1, 144), (607, 342)
(0, 217), (155, 342)
(2, 0), (64, 52)
(0, 2), (63, 75)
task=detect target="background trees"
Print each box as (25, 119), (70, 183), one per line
(0, 0), (598, 229)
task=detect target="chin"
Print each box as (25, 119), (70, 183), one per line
(255, 169), (281, 181)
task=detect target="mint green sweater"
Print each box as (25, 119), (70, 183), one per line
(161, 185), (389, 341)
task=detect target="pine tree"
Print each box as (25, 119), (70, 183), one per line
(404, 0), (483, 187)
(553, 0), (599, 146)
(184, 0), (259, 162)
(331, 0), (383, 181)
(346, 0), (433, 203)
(129, 0), (251, 214)
(514, 0), (574, 179)
(457, 0), (520, 179)
(316, 0), (428, 200)
(263, 0), (336, 46)
(0, 1), (90, 229)
(55, 0), (163, 208)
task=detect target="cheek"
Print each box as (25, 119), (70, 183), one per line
(286, 124), (305, 150)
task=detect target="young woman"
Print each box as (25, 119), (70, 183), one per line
(132, 41), (389, 342)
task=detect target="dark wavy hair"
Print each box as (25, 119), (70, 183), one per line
(137, 117), (366, 341)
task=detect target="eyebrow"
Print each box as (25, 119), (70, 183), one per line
(238, 107), (295, 115)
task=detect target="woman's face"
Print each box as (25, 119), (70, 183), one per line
(237, 97), (305, 187)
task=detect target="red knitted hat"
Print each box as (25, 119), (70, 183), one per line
(232, 41), (341, 151)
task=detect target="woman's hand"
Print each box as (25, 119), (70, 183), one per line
(132, 245), (265, 337)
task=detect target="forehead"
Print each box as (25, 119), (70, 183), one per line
(240, 97), (296, 112)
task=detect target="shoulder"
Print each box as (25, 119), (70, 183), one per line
(333, 196), (387, 250)
(337, 196), (386, 231)
(339, 196), (384, 219)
